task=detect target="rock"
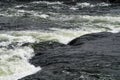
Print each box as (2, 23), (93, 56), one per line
(68, 32), (113, 46)
(109, 0), (120, 3)
(32, 41), (66, 55)
(20, 32), (120, 80)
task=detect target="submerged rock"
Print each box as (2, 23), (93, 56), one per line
(109, 0), (120, 3)
(68, 32), (113, 46)
(32, 41), (66, 55)
(20, 32), (120, 80)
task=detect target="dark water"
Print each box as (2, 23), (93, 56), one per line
(0, 1), (120, 31)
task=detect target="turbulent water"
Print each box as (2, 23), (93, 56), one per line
(0, 1), (120, 80)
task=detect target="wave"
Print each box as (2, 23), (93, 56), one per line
(0, 33), (41, 80)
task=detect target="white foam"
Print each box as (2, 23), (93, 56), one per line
(5, 29), (101, 44)
(70, 6), (78, 10)
(0, 34), (41, 80)
(76, 2), (110, 8)
(0, 29), (88, 79)
(31, 1), (62, 5)
(15, 5), (28, 8)
(77, 2), (95, 8)
(0, 8), (50, 19)
(0, 23), (119, 80)
(39, 14), (49, 19)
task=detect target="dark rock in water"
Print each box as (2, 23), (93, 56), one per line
(62, 0), (77, 5)
(109, 0), (120, 3)
(20, 32), (120, 80)
(68, 32), (113, 46)
(32, 41), (66, 55)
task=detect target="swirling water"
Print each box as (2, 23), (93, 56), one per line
(0, 1), (120, 80)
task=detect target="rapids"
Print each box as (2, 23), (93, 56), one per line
(0, 1), (120, 80)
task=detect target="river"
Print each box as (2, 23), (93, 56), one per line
(0, 1), (120, 80)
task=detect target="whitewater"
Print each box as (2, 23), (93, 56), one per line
(0, 1), (120, 80)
